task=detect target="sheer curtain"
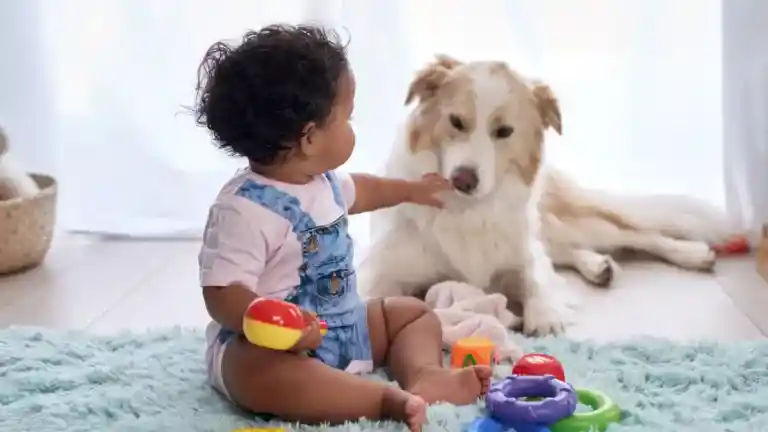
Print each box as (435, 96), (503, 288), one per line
(723, 0), (768, 239)
(1, 0), (739, 248)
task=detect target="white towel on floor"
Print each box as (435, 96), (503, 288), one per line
(424, 281), (524, 362)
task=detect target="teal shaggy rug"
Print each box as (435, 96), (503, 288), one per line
(2, 328), (768, 432)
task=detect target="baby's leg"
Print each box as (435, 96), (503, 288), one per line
(367, 297), (493, 405)
(221, 336), (426, 431)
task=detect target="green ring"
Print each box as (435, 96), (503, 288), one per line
(549, 388), (621, 432)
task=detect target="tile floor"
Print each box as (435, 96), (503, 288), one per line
(0, 232), (766, 342)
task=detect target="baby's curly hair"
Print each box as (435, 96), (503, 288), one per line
(194, 24), (349, 166)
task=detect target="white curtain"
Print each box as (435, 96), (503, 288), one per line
(1, 0), (737, 247)
(722, 0), (768, 239)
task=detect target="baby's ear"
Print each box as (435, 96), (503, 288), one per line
(298, 121), (321, 157)
(531, 80), (562, 135)
(405, 54), (463, 105)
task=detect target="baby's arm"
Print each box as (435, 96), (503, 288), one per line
(204, 284), (258, 333)
(345, 173), (450, 215)
(199, 201), (265, 333)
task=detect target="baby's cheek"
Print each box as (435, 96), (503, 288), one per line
(348, 123), (357, 143)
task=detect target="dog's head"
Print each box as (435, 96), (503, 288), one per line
(404, 55), (561, 199)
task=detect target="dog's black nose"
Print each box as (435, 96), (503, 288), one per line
(450, 166), (479, 194)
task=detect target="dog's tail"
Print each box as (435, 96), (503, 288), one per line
(547, 172), (742, 244)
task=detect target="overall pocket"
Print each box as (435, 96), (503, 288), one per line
(312, 270), (359, 327)
(314, 270), (350, 303)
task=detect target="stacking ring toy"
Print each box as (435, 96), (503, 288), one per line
(550, 388), (621, 432)
(513, 353), (566, 382)
(486, 375), (577, 425)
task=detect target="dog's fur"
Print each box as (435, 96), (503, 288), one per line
(358, 55), (738, 336)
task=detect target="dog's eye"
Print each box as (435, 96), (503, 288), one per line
(449, 114), (465, 131)
(494, 125), (514, 139)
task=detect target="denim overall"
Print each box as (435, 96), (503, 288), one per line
(218, 171), (373, 372)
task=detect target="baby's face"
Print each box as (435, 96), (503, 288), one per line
(310, 70), (356, 172)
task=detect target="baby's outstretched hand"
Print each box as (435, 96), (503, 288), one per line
(407, 173), (452, 208)
(290, 309), (323, 353)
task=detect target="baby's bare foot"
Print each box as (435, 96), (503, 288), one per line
(382, 388), (427, 432)
(407, 365), (493, 405)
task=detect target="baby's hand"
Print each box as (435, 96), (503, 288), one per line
(406, 173), (452, 208)
(290, 309), (323, 353)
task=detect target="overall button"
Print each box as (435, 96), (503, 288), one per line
(330, 274), (341, 294)
(306, 234), (319, 252)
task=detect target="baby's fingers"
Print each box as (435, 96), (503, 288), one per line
(421, 173), (451, 191)
(301, 309), (319, 325)
(422, 172), (449, 182)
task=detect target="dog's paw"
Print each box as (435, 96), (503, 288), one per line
(500, 344), (526, 363)
(522, 297), (565, 337)
(504, 312), (523, 330)
(581, 254), (620, 287)
(666, 240), (717, 272)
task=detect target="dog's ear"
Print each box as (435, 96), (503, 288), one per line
(531, 81), (562, 135)
(405, 54), (462, 105)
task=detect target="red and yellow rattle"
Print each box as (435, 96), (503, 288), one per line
(243, 298), (328, 350)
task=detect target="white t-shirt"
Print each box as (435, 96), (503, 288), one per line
(199, 168), (356, 347)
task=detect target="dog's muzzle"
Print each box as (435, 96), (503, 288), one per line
(450, 165), (480, 195)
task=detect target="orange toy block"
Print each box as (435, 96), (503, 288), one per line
(450, 337), (499, 368)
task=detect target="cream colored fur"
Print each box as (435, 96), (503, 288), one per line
(0, 127), (39, 201)
(358, 55), (738, 336)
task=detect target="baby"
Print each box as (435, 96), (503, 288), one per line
(194, 24), (492, 431)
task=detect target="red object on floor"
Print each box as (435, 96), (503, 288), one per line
(512, 353), (566, 382)
(712, 236), (750, 255)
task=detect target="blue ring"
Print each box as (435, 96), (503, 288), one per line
(486, 375), (578, 425)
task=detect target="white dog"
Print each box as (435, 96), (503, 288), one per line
(358, 55), (737, 336)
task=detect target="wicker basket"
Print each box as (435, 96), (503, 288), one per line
(0, 173), (57, 275)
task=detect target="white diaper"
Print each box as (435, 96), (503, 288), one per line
(205, 323), (233, 401)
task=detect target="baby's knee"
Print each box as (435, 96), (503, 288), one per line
(383, 296), (434, 323)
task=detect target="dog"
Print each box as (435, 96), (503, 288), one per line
(358, 55), (737, 336)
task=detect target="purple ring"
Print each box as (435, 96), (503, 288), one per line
(486, 375), (578, 425)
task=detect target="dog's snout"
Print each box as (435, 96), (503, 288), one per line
(450, 166), (479, 194)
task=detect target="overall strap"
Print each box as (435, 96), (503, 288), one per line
(324, 171), (346, 212)
(235, 179), (316, 234)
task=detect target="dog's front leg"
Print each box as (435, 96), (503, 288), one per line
(520, 235), (566, 336)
